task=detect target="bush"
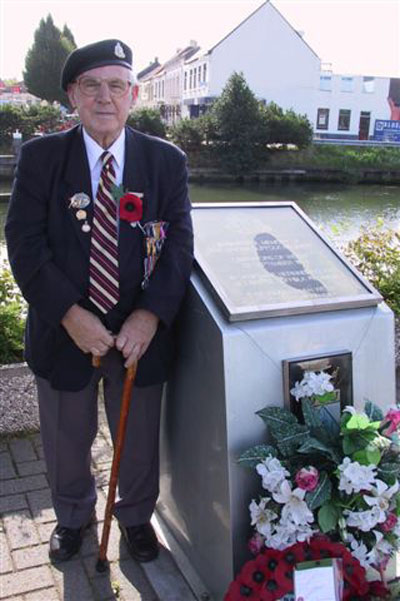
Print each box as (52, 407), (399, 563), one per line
(0, 104), (72, 145)
(127, 108), (167, 138)
(0, 262), (26, 363)
(169, 117), (203, 152)
(344, 221), (400, 315)
(259, 102), (313, 148)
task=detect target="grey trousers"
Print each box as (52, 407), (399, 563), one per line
(36, 349), (163, 529)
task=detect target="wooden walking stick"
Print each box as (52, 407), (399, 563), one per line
(92, 355), (138, 573)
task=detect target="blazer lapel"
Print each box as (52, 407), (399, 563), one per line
(63, 126), (94, 256)
(118, 128), (149, 271)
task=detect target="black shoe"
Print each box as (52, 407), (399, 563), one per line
(119, 522), (159, 562)
(49, 517), (94, 563)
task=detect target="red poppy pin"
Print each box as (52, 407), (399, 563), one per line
(112, 185), (143, 225)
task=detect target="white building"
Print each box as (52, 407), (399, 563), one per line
(181, 1), (320, 124)
(137, 43), (199, 124)
(315, 70), (399, 140)
(137, 0), (400, 139)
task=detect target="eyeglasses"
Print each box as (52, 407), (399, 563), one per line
(76, 77), (132, 97)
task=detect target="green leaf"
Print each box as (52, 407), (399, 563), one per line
(378, 461), (400, 483)
(342, 430), (377, 455)
(311, 391), (337, 406)
(238, 445), (277, 468)
(346, 414), (374, 430)
(297, 437), (341, 464)
(256, 406), (298, 429)
(318, 407), (340, 439)
(276, 423), (310, 457)
(301, 398), (322, 430)
(353, 446), (381, 466)
(305, 471), (332, 510)
(318, 503), (340, 533)
(364, 401), (384, 422)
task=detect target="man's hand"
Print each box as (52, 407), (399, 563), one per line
(61, 304), (115, 356)
(116, 309), (159, 367)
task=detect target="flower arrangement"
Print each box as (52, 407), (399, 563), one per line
(225, 370), (400, 600)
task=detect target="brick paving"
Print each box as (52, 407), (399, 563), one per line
(0, 404), (197, 601)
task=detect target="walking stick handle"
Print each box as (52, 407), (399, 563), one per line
(92, 355), (101, 368)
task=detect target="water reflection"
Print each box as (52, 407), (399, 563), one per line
(0, 183), (399, 259)
(190, 182), (400, 245)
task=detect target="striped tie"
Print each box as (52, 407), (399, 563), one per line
(89, 151), (119, 313)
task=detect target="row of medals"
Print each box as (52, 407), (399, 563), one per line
(70, 192), (91, 232)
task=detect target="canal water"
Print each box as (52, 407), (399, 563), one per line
(0, 183), (399, 257)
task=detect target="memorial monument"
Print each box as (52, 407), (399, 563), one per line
(158, 202), (396, 600)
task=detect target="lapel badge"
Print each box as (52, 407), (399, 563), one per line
(69, 192), (91, 209)
(76, 210), (87, 221)
(81, 222), (91, 233)
(114, 42), (126, 58)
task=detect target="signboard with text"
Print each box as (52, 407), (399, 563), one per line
(374, 119), (400, 142)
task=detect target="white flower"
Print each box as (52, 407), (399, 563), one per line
(249, 498), (278, 538)
(290, 370), (334, 401)
(344, 506), (383, 532)
(273, 480), (314, 526)
(363, 479), (399, 522)
(343, 406), (368, 419)
(291, 521), (315, 543)
(371, 530), (395, 562)
(267, 522), (298, 550)
(338, 457), (377, 494)
(256, 456), (290, 493)
(348, 535), (372, 568)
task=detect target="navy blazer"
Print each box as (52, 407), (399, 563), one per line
(5, 125), (194, 391)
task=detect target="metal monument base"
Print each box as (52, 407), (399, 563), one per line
(159, 271), (396, 600)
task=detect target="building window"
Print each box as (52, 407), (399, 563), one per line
(193, 68), (197, 88)
(341, 77), (354, 92)
(198, 66), (202, 83)
(316, 108), (329, 129)
(184, 72), (187, 91)
(363, 77), (375, 93)
(203, 63), (207, 83)
(189, 70), (193, 89)
(338, 109), (351, 130)
(320, 75), (332, 91)
(161, 80), (164, 98)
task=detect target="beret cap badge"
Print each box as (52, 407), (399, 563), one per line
(114, 42), (126, 59)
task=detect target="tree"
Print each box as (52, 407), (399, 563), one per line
(23, 15), (76, 107)
(212, 72), (264, 175)
(127, 108), (167, 138)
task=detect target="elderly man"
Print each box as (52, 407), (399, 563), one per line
(5, 39), (193, 563)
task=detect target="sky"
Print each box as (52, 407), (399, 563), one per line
(0, 0), (399, 81)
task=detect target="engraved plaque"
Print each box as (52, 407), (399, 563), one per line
(192, 202), (382, 321)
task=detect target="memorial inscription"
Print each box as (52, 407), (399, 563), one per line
(192, 203), (381, 321)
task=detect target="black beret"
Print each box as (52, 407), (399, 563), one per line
(61, 39), (133, 90)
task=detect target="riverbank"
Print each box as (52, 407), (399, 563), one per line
(1, 143), (400, 185)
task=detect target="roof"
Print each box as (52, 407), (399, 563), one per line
(137, 60), (161, 80)
(207, 0), (320, 60)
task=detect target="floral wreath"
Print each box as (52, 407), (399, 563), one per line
(225, 368), (400, 600)
(224, 536), (389, 601)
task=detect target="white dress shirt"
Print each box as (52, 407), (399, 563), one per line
(82, 127), (125, 200)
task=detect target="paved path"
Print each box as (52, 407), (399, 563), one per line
(0, 403), (198, 601)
